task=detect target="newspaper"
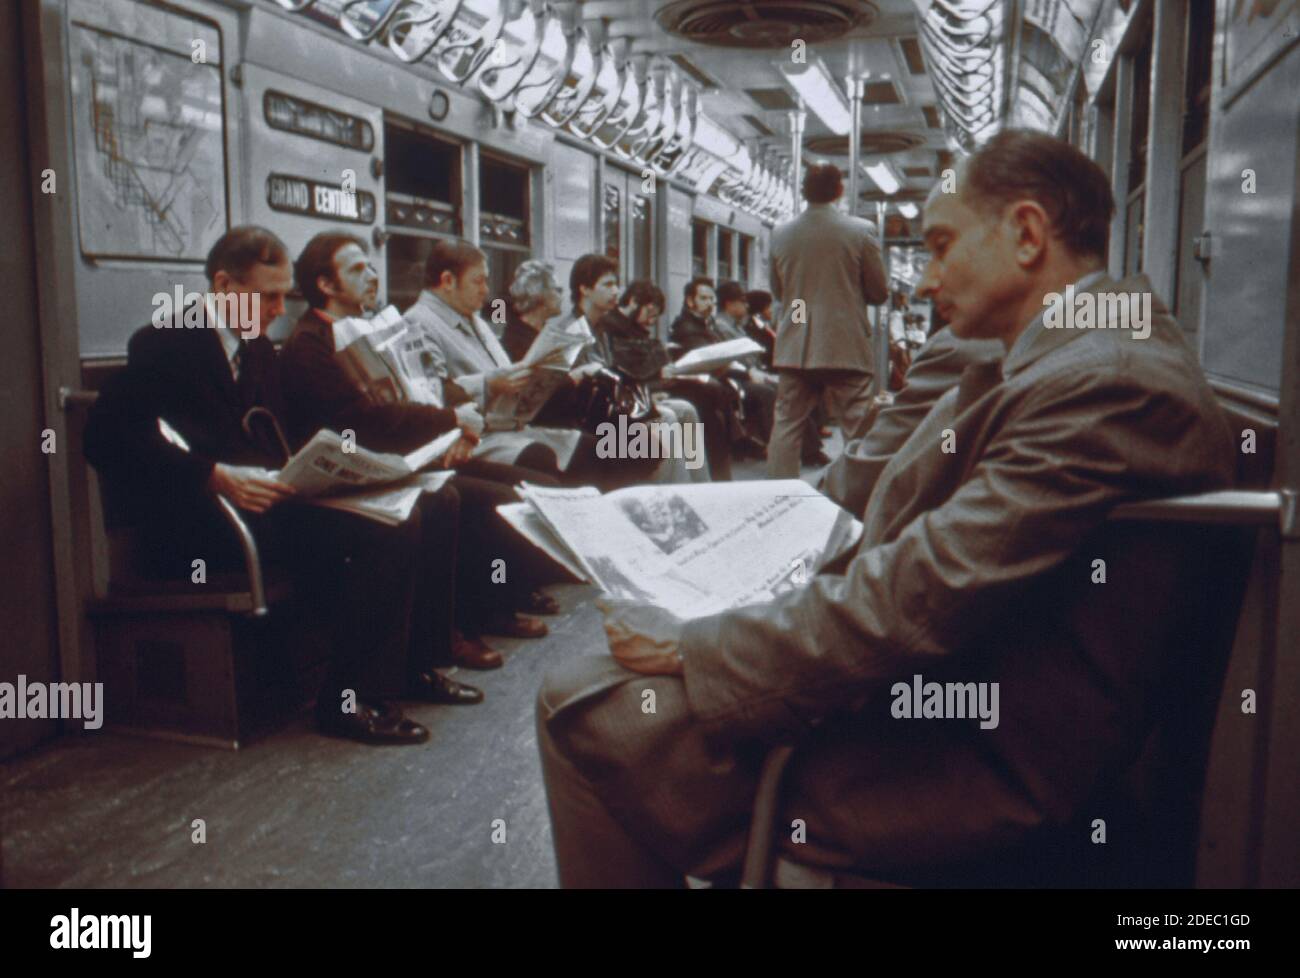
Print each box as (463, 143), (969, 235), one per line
(497, 501), (588, 582)
(505, 480), (862, 620)
(489, 315), (593, 427)
(158, 415), (458, 524)
(333, 305), (445, 407)
(273, 428), (460, 523)
(311, 471), (455, 526)
(671, 336), (764, 374)
(277, 427), (460, 495)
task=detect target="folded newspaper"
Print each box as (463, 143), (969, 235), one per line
(499, 481), (863, 619)
(274, 427), (459, 525)
(332, 305), (445, 407)
(488, 315), (593, 428)
(156, 417), (457, 525)
(671, 336), (764, 375)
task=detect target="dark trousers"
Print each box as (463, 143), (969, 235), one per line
(140, 489), (455, 707)
(441, 473), (568, 642)
(659, 378), (735, 481)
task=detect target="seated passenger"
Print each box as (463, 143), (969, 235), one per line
(596, 280), (732, 482)
(668, 277), (768, 460)
(279, 231), (563, 658)
(400, 239), (651, 492)
(550, 258), (709, 485)
(536, 130), (1236, 886)
(83, 226), (481, 748)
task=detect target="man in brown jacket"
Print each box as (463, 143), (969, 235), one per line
(766, 162), (889, 477)
(536, 130), (1236, 886)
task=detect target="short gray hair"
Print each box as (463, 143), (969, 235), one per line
(508, 259), (562, 315)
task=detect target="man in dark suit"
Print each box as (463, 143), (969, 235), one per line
(668, 278), (767, 460)
(536, 131), (1236, 886)
(766, 163), (889, 477)
(84, 226), (480, 747)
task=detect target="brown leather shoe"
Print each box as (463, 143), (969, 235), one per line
(451, 633), (504, 670)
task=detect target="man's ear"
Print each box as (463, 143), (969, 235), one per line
(210, 269), (232, 294)
(317, 273), (337, 300)
(1009, 200), (1050, 268)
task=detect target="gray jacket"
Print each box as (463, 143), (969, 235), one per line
(769, 203), (888, 372)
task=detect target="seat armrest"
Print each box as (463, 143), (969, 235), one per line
(213, 494), (269, 617)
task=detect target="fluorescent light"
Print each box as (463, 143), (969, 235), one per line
(898, 202), (919, 219)
(864, 161), (900, 195)
(778, 58), (851, 136)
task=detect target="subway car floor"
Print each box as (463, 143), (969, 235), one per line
(0, 449), (833, 888)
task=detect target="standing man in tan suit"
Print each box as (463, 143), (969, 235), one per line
(766, 163), (889, 477)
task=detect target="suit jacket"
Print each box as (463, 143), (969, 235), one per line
(820, 328), (1004, 516)
(280, 308), (458, 454)
(668, 308), (720, 352)
(596, 308), (671, 381)
(402, 289), (513, 410)
(769, 203), (888, 372)
(543, 275), (1238, 876)
(84, 314), (287, 526)
(501, 309), (542, 363)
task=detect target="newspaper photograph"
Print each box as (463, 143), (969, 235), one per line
(510, 481), (862, 620)
(333, 305), (446, 407)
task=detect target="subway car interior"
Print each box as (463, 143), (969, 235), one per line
(1, 0), (1298, 898)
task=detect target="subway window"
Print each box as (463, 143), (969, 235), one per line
(383, 117), (461, 312)
(1124, 15), (1153, 276)
(691, 219), (709, 277)
(603, 181), (622, 265)
(479, 154), (531, 318)
(631, 192), (653, 282)
(717, 228), (734, 281)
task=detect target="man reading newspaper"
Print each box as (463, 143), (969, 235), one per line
(535, 132), (1236, 887)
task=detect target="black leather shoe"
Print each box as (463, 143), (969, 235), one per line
(317, 700), (430, 745)
(410, 670), (484, 705)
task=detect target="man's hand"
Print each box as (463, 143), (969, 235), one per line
(569, 361), (605, 381)
(660, 364), (679, 379)
(454, 402), (484, 438)
(208, 463), (295, 514)
(748, 367), (777, 386)
(596, 596), (685, 676)
(487, 365), (534, 397)
(439, 436), (476, 468)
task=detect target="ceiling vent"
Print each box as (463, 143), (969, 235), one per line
(803, 130), (926, 158)
(655, 1), (878, 49)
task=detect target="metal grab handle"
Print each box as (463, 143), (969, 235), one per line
(214, 494), (270, 618)
(740, 745), (796, 889)
(1109, 490), (1295, 537)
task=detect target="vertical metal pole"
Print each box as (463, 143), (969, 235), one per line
(788, 105), (806, 214)
(846, 75), (863, 217)
(874, 199), (890, 396)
